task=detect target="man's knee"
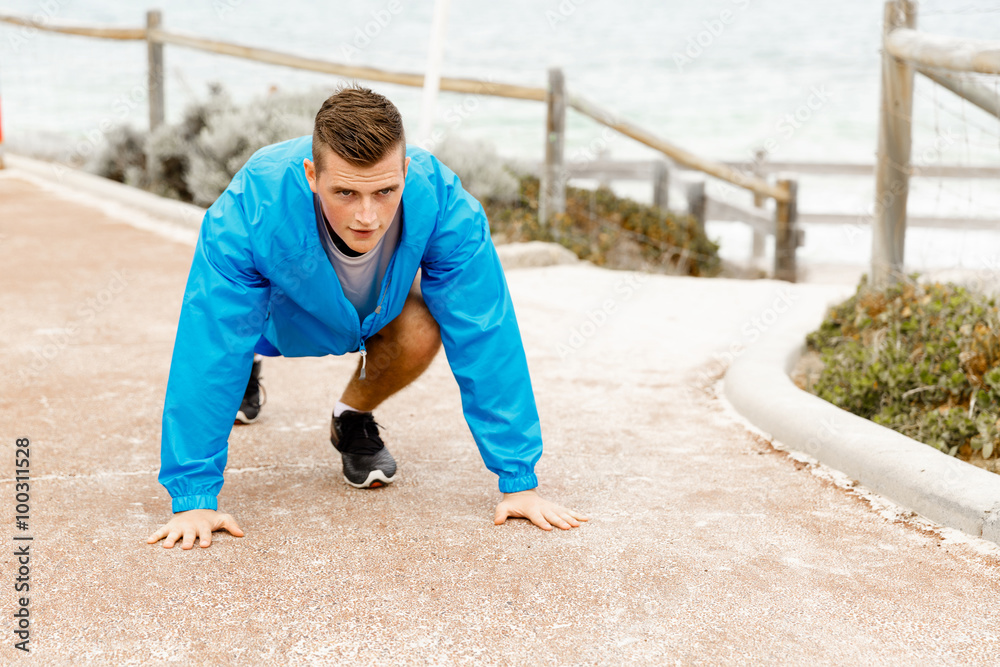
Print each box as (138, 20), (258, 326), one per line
(403, 293), (441, 357)
(377, 293), (440, 359)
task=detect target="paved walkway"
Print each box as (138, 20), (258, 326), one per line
(2, 173), (1000, 665)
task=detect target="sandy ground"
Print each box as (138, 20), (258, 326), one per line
(2, 173), (1000, 665)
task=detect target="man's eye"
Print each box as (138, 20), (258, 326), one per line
(338, 190), (353, 197)
(378, 188), (393, 195)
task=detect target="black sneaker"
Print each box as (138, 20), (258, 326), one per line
(330, 410), (397, 488)
(235, 358), (266, 425)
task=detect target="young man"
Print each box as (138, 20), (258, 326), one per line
(147, 85), (586, 549)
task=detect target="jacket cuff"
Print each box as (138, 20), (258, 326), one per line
(498, 472), (538, 494)
(171, 494), (219, 513)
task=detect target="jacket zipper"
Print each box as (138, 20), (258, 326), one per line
(355, 209), (405, 379)
(358, 275), (393, 380)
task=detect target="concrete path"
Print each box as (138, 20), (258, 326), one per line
(2, 172), (1000, 665)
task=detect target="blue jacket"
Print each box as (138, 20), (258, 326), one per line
(159, 136), (543, 513)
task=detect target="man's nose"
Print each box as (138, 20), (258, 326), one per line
(356, 198), (377, 224)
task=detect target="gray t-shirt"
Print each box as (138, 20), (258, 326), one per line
(314, 194), (402, 323)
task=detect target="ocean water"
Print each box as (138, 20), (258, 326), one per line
(1, 0), (998, 268)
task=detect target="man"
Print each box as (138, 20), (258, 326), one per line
(147, 85), (586, 549)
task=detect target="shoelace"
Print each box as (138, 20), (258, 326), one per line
(337, 413), (385, 455)
(244, 371), (267, 409)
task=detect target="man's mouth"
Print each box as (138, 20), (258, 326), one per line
(350, 228), (377, 238)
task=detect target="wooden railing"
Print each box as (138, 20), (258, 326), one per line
(0, 9), (803, 278)
(563, 158), (1000, 231)
(873, 0), (1000, 287)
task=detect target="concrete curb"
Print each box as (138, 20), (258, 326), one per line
(723, 293), (1000, 546)
(3, 154), (578, 271)
(7, 154), (205, 231)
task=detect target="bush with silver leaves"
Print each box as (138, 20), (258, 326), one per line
(88, 84), (319, 206)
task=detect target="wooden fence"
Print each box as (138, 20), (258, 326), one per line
(873, 0), (1000, 288)
(2, 9), (810, 280)
(563, 156), (1000, 229)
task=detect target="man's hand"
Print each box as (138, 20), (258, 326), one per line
(494, 489), (588, 531)
(146, 509), (244, 549)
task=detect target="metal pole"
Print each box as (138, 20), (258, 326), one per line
(147, 10), (165, 132)
(416, 0), (452, 148)
(540, 67), (566, 236)
(872, 0), (916, 288)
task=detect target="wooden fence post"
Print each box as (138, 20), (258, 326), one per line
(540, 67), (566, 237)
(751, 222), (766, 263)
(751, 148), (767, 261)
(872, 0), (916, 289)
(147, 10), (165, 132)
(652, 160), (670, 211)
(774, 176), (799, 282)
(685, 178), (705, 235)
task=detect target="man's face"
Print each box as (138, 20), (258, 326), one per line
(304, 145), (410, 254)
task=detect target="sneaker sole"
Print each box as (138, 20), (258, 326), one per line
(234, 410), (259, 425)
(344, 470), (396, 489)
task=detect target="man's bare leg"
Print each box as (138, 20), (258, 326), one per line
(339, 291), (441, 411)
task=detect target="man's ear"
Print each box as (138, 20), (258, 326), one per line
(303, 158), (318, 193)
(403, 156), (410, 179)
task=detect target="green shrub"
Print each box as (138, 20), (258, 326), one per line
(481, 174), (720, 277)
(805, 273), (1000, 460)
